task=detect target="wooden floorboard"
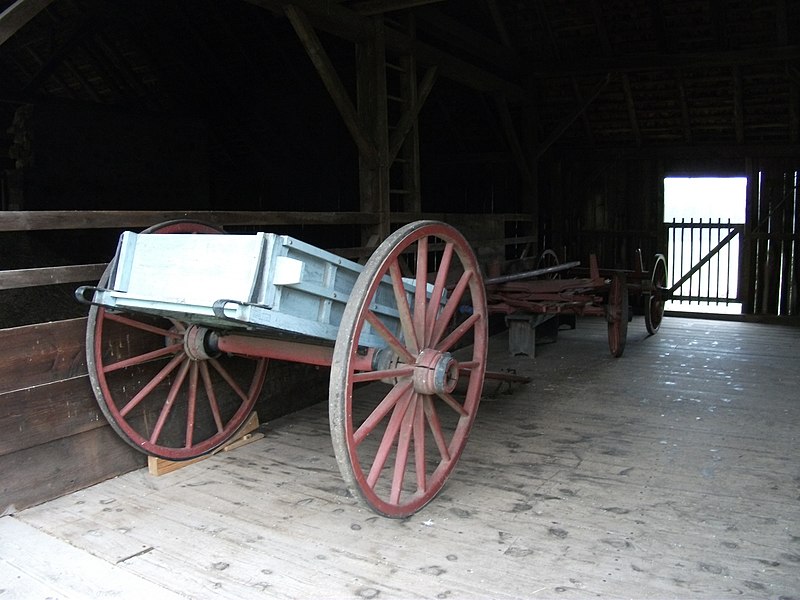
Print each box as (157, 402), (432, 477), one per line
(7, 316), (800, 599)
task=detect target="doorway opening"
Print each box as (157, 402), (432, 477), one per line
(663, 177), (747, 314)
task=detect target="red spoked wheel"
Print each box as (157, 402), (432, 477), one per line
(606, 273), (629, 358)
(645, 254), (667, 335)
(86, 220), (268, 460)
(329, 221), (488, 517)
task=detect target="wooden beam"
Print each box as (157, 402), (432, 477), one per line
(388, 65), (437, 164)
(494, 95), (533, 188)
(0, 264), (106, 290)
(733, 65), (744, 144)
(345, 0), (444, 16)
(550, 142), (800, 160)
(0, 211), (379, 232)
(675, 69), (692, 143)
(572, 78), (595, 144)
(776, 0), (788, 45)
(485, 0), (512, 49)
(589, 0), (612, 55)
(414, 6), (521, 73)
(244, 0), (526, 101)
(651, 0), (669, 52)
(535, 74), (610, 159)
(284, 5), (378, 164)
(0, 0), (54, 47)
(356, 15), (390, 241)
(530, 46), (800, 77)
(789, 70), (799, 143)
(20, 10), (101, 93)
(621, 74), (642, 146)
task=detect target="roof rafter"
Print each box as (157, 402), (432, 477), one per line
(243, 0), (526, 101)
(531, 46), (800, 77)
(0, 0), (54, 47)
(344, 0), (444, 16)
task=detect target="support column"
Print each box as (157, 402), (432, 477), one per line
(357, 16), (391, 244)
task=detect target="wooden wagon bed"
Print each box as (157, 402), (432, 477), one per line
(2, 317), (798, 599)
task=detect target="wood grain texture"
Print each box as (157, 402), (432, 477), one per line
(0, 210), (378, 231)
(12, 316), (800, 598)
(1, 425), (145, 515)
(0, 377), (102, 457)
(0, 318), (87, 393)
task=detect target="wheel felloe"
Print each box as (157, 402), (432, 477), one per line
(330, 221), (488, 517)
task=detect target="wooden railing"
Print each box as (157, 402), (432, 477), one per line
(0, 210), (533, 292)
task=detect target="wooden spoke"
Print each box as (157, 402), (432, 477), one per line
(424, 242), (454, 343)
(149, 359), (191, 444)
(364, 311), (416, 364)
(430, 269), (474, 348)
(413, 398), (427, 492)
(366, 389), (415, 488)
(436, 390), (469, 417)
(102, 343), (183, 374)
(199, 361), (224, 433)
(389, 261), (419, 354)
(103, 312), (180, 339)
(423, 397), (450, 462)
(119, 352), (186, 417)
(413, 237), (429, 347)
(354, 382), (413, 445)
(351, 365), (414, 384)
(185, 362), (199, 448)
(390, 397), (418, 504)
(436, 312), (481, 353)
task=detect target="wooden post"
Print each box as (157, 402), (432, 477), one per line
(357, 16), (391, 244)
(741, 158), (757, 314)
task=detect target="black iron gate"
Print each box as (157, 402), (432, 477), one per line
(666, 219), (744, 310)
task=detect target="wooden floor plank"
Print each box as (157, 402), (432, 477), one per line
(0, 516), (184, 599)
(14, 316), (800, 599)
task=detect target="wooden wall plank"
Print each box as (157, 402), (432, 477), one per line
(0, 425), (145, 514)
(0, 263), (106, 290)
(0, 318), (87, 393)
(0, 377), (102, 457)
(0, 210), (378, 232)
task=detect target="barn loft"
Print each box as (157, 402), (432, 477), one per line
(0, 1), (799, 597)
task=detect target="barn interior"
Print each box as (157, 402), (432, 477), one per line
(1, 0), (799, 597)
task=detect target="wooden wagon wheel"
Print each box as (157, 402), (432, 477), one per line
(645, 254), (667, 335)
(606, 272), (629, 358)
(330, 221), (488, 517)
(537, 248), (561, 278)
(85, 220), (268, 460)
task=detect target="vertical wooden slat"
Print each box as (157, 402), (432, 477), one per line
(755, 163), (770, 313)
(793, 168), (800, 315)
(741, 158), (758, 314)
(779, 167), (793, 315)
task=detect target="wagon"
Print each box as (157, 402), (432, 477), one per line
(76, 220), (491, 517)
(485, 251), (668, 358)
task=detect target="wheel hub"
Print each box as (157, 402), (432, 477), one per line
(413, 349), (459, 395)
(183, 325), (217, 361)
